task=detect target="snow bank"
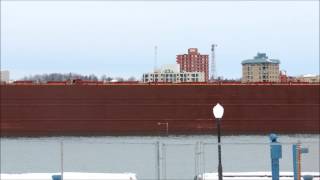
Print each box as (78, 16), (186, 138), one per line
(1, 172), (137, 180)
(196, 172), (320, 180)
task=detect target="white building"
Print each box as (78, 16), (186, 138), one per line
(295, 74), (320, 83)
(143, 64), (205, 83)
(0, 70), (10, 83)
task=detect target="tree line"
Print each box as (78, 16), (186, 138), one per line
(20, 73), (137, 82)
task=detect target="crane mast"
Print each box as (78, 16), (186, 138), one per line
(211, 44), (217, 81)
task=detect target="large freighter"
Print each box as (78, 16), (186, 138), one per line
(1, 83), (319, 136)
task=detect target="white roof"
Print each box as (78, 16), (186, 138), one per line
(196, 172), (319, 180)
(302, 74), (317, 78)
(1, 172), (137, 180)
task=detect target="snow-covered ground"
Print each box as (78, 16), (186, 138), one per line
(0, 172), (137, 180)
(195, 172), (320, 180)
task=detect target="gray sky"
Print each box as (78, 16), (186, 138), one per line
(1, 1), (319, 80)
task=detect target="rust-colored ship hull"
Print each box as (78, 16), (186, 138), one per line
(1, 84), (319, 136)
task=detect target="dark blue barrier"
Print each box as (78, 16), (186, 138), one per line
(52, 175), (61, 180)
(303, 175), (313, 180)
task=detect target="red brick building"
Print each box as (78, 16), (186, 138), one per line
(176, 48), (209, 82)
(280, 71), (288, 83)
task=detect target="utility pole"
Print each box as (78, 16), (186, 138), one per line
(60, 141), (64, 180)
(156, 141), (161, 180)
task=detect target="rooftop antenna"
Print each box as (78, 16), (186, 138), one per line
(154, 45), (158, 73)
(211, 44), (217, 81)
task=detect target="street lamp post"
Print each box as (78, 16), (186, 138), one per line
(213, 103), (224, 180)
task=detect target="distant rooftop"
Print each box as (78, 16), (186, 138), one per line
(301, 74), (318, 78)
(241, 53), (280, 65)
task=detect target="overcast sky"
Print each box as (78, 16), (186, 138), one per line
(1, 1), (319, 80)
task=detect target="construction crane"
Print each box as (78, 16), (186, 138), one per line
(154, 45), (158, 73)
(210, 44), (218, 81)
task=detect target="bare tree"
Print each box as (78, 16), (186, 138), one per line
(115, 77), (124, 82)
(20, 73), (98, 82)
(127, 76), (136, 82)
(100, 75), (113, 82)
(19, 73), (132, 83)
(90, 74), (98, 81)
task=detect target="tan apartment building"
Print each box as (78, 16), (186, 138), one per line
(241, 53), (280, 83)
